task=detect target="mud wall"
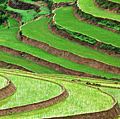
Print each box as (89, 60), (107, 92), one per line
(94, 0), (120, 14)
(0, 75), (16, 100)
(0, 61), (31, 72)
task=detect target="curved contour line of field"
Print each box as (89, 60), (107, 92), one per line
(54, 6), (120, 52)
(77, 0), (120, 22)
(0, 71), (67, 116)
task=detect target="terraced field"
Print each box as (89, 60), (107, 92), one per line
(77, 0), (120, 21)
(0, 0), (120, 118)
(0, 69), (119, 118)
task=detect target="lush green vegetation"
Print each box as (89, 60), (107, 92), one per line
(0, 51), (59, 73)
(2, 19), (120, 79)
(0, 75), (7, 89)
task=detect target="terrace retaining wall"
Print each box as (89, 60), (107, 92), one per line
(1, 6), (120, 118)
(0, 75), (16, 100)
(0, 71), (119, 119)
(94, 0), (120, 14)
(0, 61), (31, 72)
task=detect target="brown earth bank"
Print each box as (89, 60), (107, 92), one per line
(0, 75), (16, 101)
(94, 0), (120, 14)
(7, 0), (120, 64)
(19, 33), (120, 75)
(8, 0), (40, 12)
(0, 79), (68, 116)
(49, 16), (120, 58)
(0, 61), (30, 72)
(73, 5), (120, 31)
(44, 104), (119, 119)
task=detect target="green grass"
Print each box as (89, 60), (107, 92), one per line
(0, 70), (114, 118)
(0, 75), (7, 89)
(0, 72), (62, 109)
(21, 17), (120, 68)
(78, 0), (120, 21)
(8, 18), (19, 27)
(100, 87), (120, 104)
(54, 7), (120, 48)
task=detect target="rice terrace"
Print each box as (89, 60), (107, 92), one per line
(0, 0), (120, 118)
